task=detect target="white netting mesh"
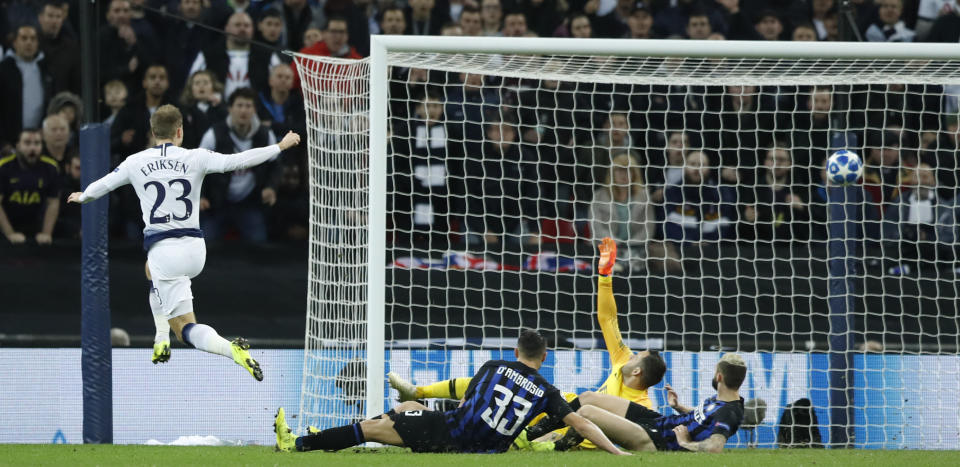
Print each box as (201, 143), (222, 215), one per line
(295, 46), (960, 448)
(296, 56), (371, 432)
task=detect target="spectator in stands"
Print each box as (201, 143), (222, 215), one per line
(179, 69), (227, 150)
(302, 25), (322, 48)
(792, 86), (851, 189)
(441, 21), (462, 35)
(41, 114), (74, 169)
(792, 22), (818, 41)
(715, 0), (756, 40)
(46, 91), (82, 148)
(926, 0), (960, 42)
(205, 0), (253, 27)
(480, 0), (502, 35)
(712, 85), (761, 191)
(627, 5), (654, 38)
(810, 0), (834, 40)
(99, 0), (155, 91)
(406, 0), (445, 35)
(189, 11), (283, 101)
(652, 0), (724, 38)
(685, 10), (712, 39)
(379, 5), (407, 35)
(273, 0), (315, 52)
(293, 16), (362, 89)
(323, 0), (373, 56)
(459, 5), (483, 36)
(158, 0), (213, 96)
(0, 24), (53, 153)
(578, 112), (633, 196)
(501, 10), (527, 37)
(127, 0), (161, 56)
(102, 79), (128, 127)
(269, 161), (309, 241)
(822, 10), (841, 40)
(0, 129), (60, 245)
(110, 64), (171, 238)
(915, 0), (956, 41)
(882, 163), (953, 275)
(255, 8), (286, 49)
(519, 0), (564, 38)
(921, 115), (958, 199)
(55, 154), (81, 239)
(742, 146), (809, 243)
(647, 130), (690, 203)
(753, 10), (783, 41)
(863, 129), (905, 210)
(446, 72), (498, 158)
(37, 0), (79, 95)
(592, 0), (632, 38)
(111, 64), (171, 158)
(866, 0), (915, 42)
(567, 13), (592, 39)
(257, 64), (306, 140)
(462, 118), (537, 251)
(663, 151), (738, 247)
(199, 87), (281, 243)
(591, 152), (680, 274)
(389, 92), (452, 250)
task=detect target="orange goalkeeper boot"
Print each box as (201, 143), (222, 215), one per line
(598, 237), (617, 276)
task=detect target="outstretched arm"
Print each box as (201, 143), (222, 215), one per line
(561, 412), (630, 456)
(68, 164), (131, 204)
(205, 131), (301, 174)
(597, 237), (632, 365)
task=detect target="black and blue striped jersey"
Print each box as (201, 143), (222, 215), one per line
(657, 395), (744, 451)
(444, 360), (573, 453)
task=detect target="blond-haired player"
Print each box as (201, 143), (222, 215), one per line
(68, 104), (301, 381)
(551, 353), (747, 453)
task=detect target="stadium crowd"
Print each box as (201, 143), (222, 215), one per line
(1, 0), (959, 276)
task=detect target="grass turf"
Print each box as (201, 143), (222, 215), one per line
(2, 445), (959, 467)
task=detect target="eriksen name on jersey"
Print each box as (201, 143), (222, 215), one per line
(140, 160), (189, 177)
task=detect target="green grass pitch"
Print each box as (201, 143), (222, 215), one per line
(2, 445), (959, 467)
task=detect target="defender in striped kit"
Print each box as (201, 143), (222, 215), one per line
(274, 330), (629, 456)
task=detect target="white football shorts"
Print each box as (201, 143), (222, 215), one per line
(147, 236), (207, 318)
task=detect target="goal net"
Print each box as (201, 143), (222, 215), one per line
(294, 38), (960, 449)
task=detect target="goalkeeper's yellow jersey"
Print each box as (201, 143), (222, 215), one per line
(573, 276), (652, 449)
(594, 276), (653, 408)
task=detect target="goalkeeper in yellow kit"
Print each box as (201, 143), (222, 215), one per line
(387, 237), (667, 450)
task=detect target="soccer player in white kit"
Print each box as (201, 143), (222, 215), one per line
(68, 105), (301, 381)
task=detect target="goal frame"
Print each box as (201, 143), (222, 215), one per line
(364, 36), (960, 422)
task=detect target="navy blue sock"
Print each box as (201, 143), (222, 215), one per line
(296, 423), (365, 451)
(181, 323), (196, 347)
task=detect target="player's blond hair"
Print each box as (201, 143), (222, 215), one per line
(151, 105), (183, 140)
(717, 353), (747, 389)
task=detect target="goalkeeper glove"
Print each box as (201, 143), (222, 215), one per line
(597, 237), (617, 276)
(152, 340), (171, 364)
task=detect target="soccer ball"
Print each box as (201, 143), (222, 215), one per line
(826, 150), (863, 186)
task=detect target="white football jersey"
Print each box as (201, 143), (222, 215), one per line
(81, 142), (280, 237)
(102, 143), (220, 236)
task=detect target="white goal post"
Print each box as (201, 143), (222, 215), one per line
(295, 37), (960, 448)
